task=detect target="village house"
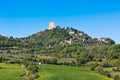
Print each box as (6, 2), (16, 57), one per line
(98, 38), (108, 43)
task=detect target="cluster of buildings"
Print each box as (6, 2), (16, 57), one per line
(48, 22), (109, 44)
(93, 38), (109, 43)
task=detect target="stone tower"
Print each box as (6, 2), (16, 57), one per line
(48, 22), (56, 30)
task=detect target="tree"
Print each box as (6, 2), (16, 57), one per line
(51, 58), (57, 64)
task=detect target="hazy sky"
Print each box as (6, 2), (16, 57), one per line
(0, 0), (120, 43)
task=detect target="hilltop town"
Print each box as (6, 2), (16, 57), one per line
(48, 22), (114, 45)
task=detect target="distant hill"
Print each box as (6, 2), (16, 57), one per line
(22, 26), (115, 48)
(0, 26), (115, 50)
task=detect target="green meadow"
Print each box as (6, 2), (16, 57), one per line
(36, 65), (113, 80)
(0, 63), (113, 80)
(0, 63), (25, 80)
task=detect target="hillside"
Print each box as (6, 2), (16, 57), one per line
(0, 26), (115, 56)
(0, 26), (115, 49)
(0, 26), (120, 80)
(23, 27), (115, 47)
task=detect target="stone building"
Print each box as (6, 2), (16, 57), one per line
(48, 22), (56, 30)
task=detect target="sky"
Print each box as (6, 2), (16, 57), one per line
(0, 0), (120, 43)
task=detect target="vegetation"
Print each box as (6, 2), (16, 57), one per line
(0, 63), (25, 80)
(0, 63), (113, 80)
(0, 26), (119, 80)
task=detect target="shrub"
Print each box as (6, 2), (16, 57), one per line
(28, 65), (39, 74)
(114, 75), (120, 80)
(95, 66), (103, 73)
(91, 63), (98, 71)
(103, 71), (111, 77)
(91, 65), (96, 71)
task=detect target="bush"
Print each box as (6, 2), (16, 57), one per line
(114, 75), (120, 80)
(51, 58), (57, 64)
(103, 71), (111, 77)
(28, 65), (39, 74)
(95, 66), (103, 73)
(90, 63), (98, 71)
(102, 62), (109, 67)
(112, 67), (120, 72)
(91, 65), (96, 71)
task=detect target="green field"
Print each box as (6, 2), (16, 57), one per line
(0, 63), (25, 80)
(36, 65), (113, 80)
(0, 63), (113, 80)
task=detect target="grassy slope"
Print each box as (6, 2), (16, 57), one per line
(0, 63), (114, 80)
(0, 63), (25, 80)
(36, 65), (113, 80)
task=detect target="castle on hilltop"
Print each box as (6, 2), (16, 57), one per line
(48, 22), (56, 30)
